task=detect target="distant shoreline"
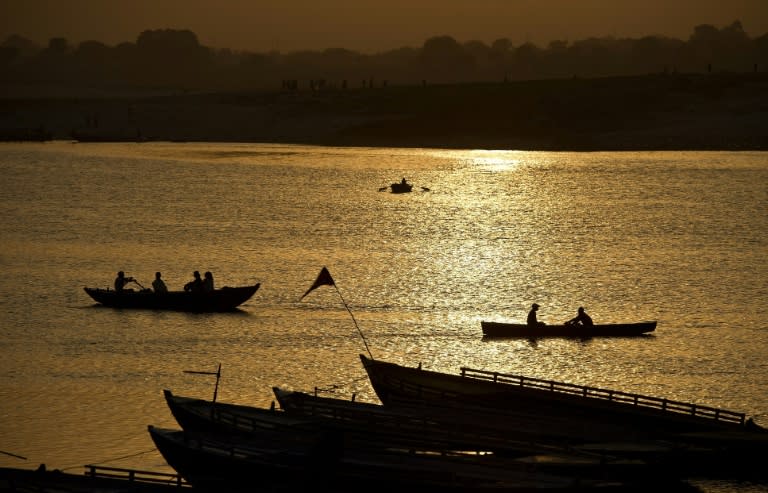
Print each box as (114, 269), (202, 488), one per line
(2, 73), (767, 151)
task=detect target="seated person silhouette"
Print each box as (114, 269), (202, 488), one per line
(527, 303), (546, 327)
(114, 271), (134, 292)
(152, 272), (168, 293)
(566, 307), (593, 326)
(184, 271), (203, 292)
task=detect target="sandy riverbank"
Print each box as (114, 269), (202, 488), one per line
(1, 72), (766, 150)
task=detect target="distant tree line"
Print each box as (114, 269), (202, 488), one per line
(1, 21), (766, 92)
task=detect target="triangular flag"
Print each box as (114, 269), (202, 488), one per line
(300, 267), (335, 300)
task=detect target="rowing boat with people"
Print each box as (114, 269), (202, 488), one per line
(83, 283), (260, 312)
(481, 321), (657, 338)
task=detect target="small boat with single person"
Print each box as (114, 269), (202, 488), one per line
(481, 320), (657, 338)
(388, 180), (413, 193)
(83, 283), (260, 312)
(379, 178), (430, 193)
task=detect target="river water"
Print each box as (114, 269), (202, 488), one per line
(0, 142), (766, 491)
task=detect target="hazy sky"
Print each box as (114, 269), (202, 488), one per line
(2, 0), (767, 53)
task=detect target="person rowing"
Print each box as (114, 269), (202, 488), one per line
(566, 306), (593, 326)
(114, 271), (135, 292)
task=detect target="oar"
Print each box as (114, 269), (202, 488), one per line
(378, 186), (388, 192)
(0, 450), (27, 460)
(130, 279), (146, 290)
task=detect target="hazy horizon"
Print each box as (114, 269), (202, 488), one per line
(2, 0), (768, 53)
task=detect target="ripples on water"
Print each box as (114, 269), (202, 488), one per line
(0, 143), (766, 491)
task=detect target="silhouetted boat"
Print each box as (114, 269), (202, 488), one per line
(164, 388), (573, 456)
(147, 424), (630, 492)
(359, 354), (762, 436)
(389, 181), (413, 193)
(161, 383), (768, 482)
(271, 387), (678, 461)
(481, 321), (657, 338)
(379, 178), (422, 193)
(83, 284), (259, 312)
(163, 389), (317, 435)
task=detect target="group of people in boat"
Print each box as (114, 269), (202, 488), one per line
(527, 303), (593, 327)
(113, 270), (215, 294)
(183, 270), (215, 292)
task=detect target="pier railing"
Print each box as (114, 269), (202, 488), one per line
(459, 367), (747, 426)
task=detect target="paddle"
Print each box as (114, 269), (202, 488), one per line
(0, 449), (27, 460)
(130, 279), (146, 290)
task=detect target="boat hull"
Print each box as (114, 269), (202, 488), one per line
(83, 283), (259, 312)
(148, 425), (608, 492)
(481, 321), (657, 338)
(161, 387), (768, 483)
(166, 388), (547, 455)
(359, 354), (757, 436)
(389, 182), (413, 193)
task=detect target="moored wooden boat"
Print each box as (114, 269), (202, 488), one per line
(147, 425), (634, 492)
(481, 321), (657, 338)
(165, 388), (563, 456)
(272, 387), (597, 454)
(359, 355), (768, 478)
(163, 386), (768, 479)
(83, 283), (259, 312)
(163, 389), (319, 435)
(359, 354), (763, 436)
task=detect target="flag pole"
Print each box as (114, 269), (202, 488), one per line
(301, 267), (374, 360)
(334, 285), (374, 360)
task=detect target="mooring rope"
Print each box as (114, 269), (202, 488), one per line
(59, 446), (159, 472)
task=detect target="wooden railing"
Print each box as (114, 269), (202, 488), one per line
(458, 366), (747, 426)
(84, 464), (188, 487)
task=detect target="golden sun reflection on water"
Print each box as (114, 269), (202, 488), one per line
(424, 148), (532, 171)
(1, 142), (767, 493)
